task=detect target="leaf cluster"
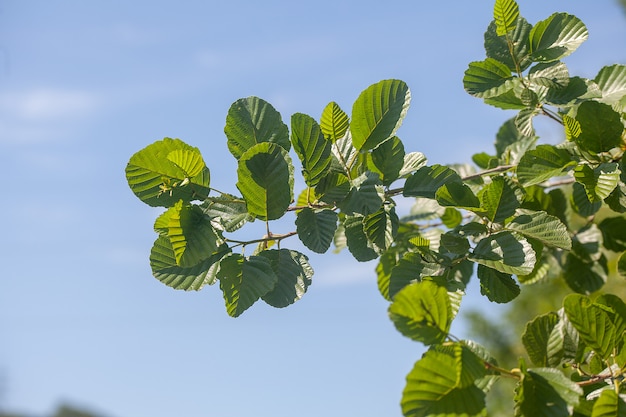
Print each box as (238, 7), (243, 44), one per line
(125, 0), (626, 414)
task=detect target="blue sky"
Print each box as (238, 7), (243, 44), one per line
(1, 1), (625, 416)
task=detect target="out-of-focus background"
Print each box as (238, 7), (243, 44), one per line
(1, 1), (625, 416)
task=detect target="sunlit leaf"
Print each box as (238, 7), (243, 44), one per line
(493, 0), (519, 36)
(574, 163), (620, 203)
(522, 312), (559, 366)
(320, 101), (349, 142)
(224, 96), (290, 159)
(478, 176), (524, 222)
(485, 16), (532, 72)
(217, 253), (278, 317)
(464, 58), (514, 98)
(506, 209), (571, 250)
(546, 309), (580, 366)
(389, 280), (451, 345)
(436, 182), (482, 211)
(564, 293), (616, 359)
(126, 138), (211, 207)
(529, 13), (588, 62)
(258, 249), (313, 308)
(364, 205), (399, 252)
(291, 113), (332, 187)
(403, 164), (463, 198)
(594, 64), (626, 106)
(591, 390), (626, 417)
(399, 152), (428, 177)
(236, 142), (294, 220)
(369, 136), (405, 186)
(514, 367), (582, 416)
(200, 193), (252, 232)
(351, 79), (411, 151)
(516, 144), (576, 187)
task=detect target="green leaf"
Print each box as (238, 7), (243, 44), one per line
(441, 208), (463, 228)
(599, 217), (626, 252)
(399, 152), (428, 177)
(571, 182), (603, 217)
(529, 13), (588, 62)
(495, 117), (533, 157)
(441, 231), (470, 255)
(506, 209), (572, 250)
(546, 309), (580, 366)
(470, 231), (536, 275)
(350, 79), (411, 151)
(388, 252), (444, 299)
(403, 164), (463, 198)
(167, 201), (224, 267)
(343, 215), (379, 262)
(522, 312), (559, 367)
(126, 138), (211, 207)
(320, 101), (349, 142)
(290, 113), (332, 187)
(594, 64), (626, 106)
(295, 208), (338, 254)
(463, 58), (514, 98)
(402, 346), (487, 417)
(236, 142), (294, 221)
(485, 17), (532, 72)
(572, 101), (623, 154)
(436, 182), (482, 210)
(217, 253), (278, 317)
(618, 252), (626, 279)
(591, 388), (626, 417)
(330, 130), (359, 174)
(594, 294), (626, 354)
(316, 171), (350, 205)
(150, 236), (228, 290)
(364, 205), (399, 252)
(258, 249), (313, 308)
(493, 0), (519, 36)
(369, 136), (405, 186)
(514, 367), (582, 417)
(224, 97), (290, 160)
(516, 144), (576, 187)
(340, 171), (385, 216)
(477, 264), (520, 303)
(389, 280), (452, 345)
(479, 176), (524, 223)
(564, 293), (616, 360)
(563, 253), (607, 294)
(200, 194), (252, 233)
(529, 62), (570, 90)
(546, 76), (598, 106)
(515, 108), (539, 137)
(574, 163), (621, 203)
(376, 250), (399, 301)
(483, 83), (527, 110)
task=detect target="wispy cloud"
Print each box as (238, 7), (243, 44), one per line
(0, 88), (100, 144)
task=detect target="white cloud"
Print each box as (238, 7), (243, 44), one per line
(0, 89), (100, 144)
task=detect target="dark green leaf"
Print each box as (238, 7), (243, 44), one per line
(200, 193), (252, 232)
(364, 205), (399, 252)
(126, 138), (211, 207)
(522, 312), (559, 366)
(516, 144), (576, 187)
(316, 171), (350, 205)
(403, 164), (463, 198)
(470, 231), (536, 275)
(495, 117), (534, 157)
(258, 249), (313, 308)
(290, 113), (332, 187)
(563, 253), (607, 294)
(320, 101), (349, 142)
(477, 264), (520, 303)
(236, 142), (294, 220)
(340, 171), (384, 216)
(464, 58), (514, 98)
(441, 232), (470, 255)
(574, 163), (620, 203)
(436, 182), (482, 210)
(376, 249), (400, 301)
(598, 216), (626, 252)
(545, 76), (597, 106)
(217, 253), (278, 317)
(150, 236), (228, 290)
(514, 367), (582, 416)
(479, 176), (524, 222)
(546, 309), (580, 366)
(571, 182), (603, 217)
(389, 280), (451, 345)
(224, 97), (290, 159)
(618, 252), (626, 279)
(296, 208), (338, 254)
(350, 79), (411, 151)
(572, 101), (623, 154)
(369, 136), (405, 186)
(167, 201), (224, 267)
(343, 215), (379, 261)
(529, 13), (588, 62)
(485, 17), (532, 72)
